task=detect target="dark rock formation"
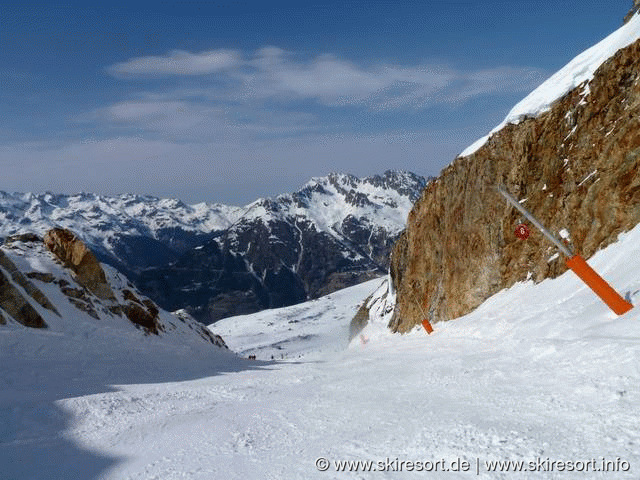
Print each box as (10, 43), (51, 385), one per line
(26, 272), (56, 283)
(0, 264), (48, 328)
(4, 233), (42, 245)
(390, 39), (640, 332)
(0, 250), (59, 316)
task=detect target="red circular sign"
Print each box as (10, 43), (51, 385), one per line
(515, 223), (530, 239)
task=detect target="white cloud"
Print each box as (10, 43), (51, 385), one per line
(97, 100), (216, 133)
(86, 98), (320, 140)
(105, 47), (547, 110)
(104, 100), (189, 122)
(108, 49), (242, 77)
(0, 128), (478, 204)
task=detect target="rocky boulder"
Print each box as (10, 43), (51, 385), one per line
(44, 228), (116, 301)
(0, 250), (49, 328)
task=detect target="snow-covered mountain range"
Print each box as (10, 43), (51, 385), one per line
(0, 170), (427, 322)
(0, 191), (242, 268)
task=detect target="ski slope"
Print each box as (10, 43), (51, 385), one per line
(2, 220), (640, 479)
(211, 279), (382, 361)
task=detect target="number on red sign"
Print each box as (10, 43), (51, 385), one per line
(515, 223), (530, 240)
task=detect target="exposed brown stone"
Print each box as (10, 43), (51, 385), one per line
(123, 302), (161, 334)
(141, 299), (159, 318)
(44, 228), (116, 301)
(66, 297), (100, 319)
(195, 323), (227, 347)
(119, 289), (161, 333)
(26, 272), (56, 283)
(5, 233), (43, 244)
(390, 39), (640, 332)
(122, 289), (143, 304)
(0, 268), (47, 328)
(60, 286), (89, 299)
(0, 250), (59, 316)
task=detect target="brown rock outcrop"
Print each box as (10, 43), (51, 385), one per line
(119, 290), (162, 334)
(43, 229), (162, 333)
(0, 268), (47, 328)
(44, 228), (116, 301)
(0, 250), (59, 316)
(390, 39), (640, 332)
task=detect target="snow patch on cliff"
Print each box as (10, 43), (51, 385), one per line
(461, 13), (640, 157)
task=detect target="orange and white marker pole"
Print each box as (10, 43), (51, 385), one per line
(498, 186), (632, 315)
(410, 290), (434, 334)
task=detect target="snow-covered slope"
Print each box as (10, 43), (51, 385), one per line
(210, 278), (384, 360)
(461, 12), (640, 157)
(3, 216), (638, 479)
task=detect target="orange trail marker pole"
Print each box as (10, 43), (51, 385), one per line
(410, 290), (434, 335)
(566, 255), (633, 315)
(497, 185), (633, 315)
(421, 318), (434, 334)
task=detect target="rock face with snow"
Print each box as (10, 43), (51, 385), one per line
(0, 250), (50, 328)
(625, 0), (640, 24)
(389, 16), (640, 332)
(0, 231), (227, 347)
(44, 228), (116, 301)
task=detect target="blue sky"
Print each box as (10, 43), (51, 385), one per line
(0, 1), (632, 204)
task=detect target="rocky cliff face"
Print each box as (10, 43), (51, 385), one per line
(44, 228), (117, 301)
(0, 250), (50, 328)
(389, 38), (640, 332)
